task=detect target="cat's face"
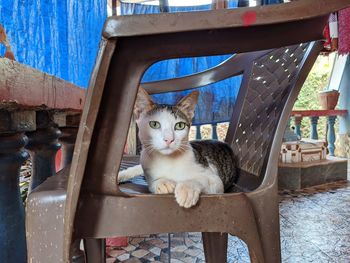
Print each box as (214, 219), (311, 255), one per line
(134, 88), (199, 155)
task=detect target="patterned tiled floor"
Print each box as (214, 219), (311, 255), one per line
(105, 180), (350, 263)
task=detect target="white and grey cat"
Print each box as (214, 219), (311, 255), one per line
(118, 87), (237, 208)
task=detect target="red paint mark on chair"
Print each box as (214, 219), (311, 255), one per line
(242, 11), (257, 26)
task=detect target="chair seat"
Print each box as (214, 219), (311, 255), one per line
(27, 160), (261, 240)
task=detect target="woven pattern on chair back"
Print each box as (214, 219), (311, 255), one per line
(231, 43), (309, 177)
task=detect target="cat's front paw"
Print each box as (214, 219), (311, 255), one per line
(175, 183), (200, 208)
(154, 179), (176, 194)
(117, 170), (128, 184)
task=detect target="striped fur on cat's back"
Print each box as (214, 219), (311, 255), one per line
(190, 140), (237, 192)
(118, 87), (237, 208)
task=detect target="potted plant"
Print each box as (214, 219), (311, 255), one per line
(318, 89), (340, 110)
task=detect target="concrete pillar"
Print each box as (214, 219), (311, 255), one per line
(334, 55), (349, 157)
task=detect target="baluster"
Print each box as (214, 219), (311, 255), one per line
(309, 116), (319, 140)
(212, 0), (228, 9)
(283, 117), (299, 142)
(0, 110), (36, 263)
(59, 127), (78, 169)
(327, 116), (337, 156)
(0, 133), (29, 262)
(53, 113), (80, 169)
(196, 125), (202, 139)
(212, 123), (218, 140)
(237, 0), (250, 7)
(56, 112), (80, 168)
(294, 116), (302, 139)
(26, 111), (61, 192)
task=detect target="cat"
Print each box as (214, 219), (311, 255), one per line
(118, 87), (237, 208)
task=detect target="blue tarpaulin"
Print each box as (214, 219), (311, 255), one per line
(0, 0), (106, 88)
(122, 0), (283, 124)
(0, 0), (283, 122)
(122, 2), (242, 124)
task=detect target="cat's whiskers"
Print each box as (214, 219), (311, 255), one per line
(143, 144), (157, 156)
(178, 144), (190, 153)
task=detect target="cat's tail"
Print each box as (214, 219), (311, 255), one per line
(117, 164), (144, 183)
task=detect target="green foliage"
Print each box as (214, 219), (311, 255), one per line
(20, 181), (29, 203)
(292, 54), (335, 138)
(294, 55), (334, 111)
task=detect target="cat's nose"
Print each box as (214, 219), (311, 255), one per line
(164, 138), (174, 146)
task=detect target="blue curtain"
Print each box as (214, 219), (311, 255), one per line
(0, 0), (106, 88)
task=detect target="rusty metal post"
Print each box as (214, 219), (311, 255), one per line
(26, 111), (61, 192)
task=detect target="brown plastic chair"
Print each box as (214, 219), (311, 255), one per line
(26, 1), (350, 262)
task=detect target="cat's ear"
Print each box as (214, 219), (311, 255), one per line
(176, 90), (199, 120)
(134, 87), (154, 119)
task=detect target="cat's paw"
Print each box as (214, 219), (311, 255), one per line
(175, 183), (200, 208)
(117, 170), (128, 184)
(154, 179), (176, 194)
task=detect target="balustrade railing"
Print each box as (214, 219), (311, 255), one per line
(0, 57), (85, 262)
(194, 123), (226, 140)
(290, 110), (348, 156)
(193, 109), (349, 158)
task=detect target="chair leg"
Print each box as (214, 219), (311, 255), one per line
(202, 232), (228, 263)
(255, 211), (281, 263)
(83, 238), (106, 263)
(248, 189), (281, 263)
(71, 239), (85, 263)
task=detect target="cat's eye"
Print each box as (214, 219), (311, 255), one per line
(149, 121), (161, 129)
(174, 122), (187, 130)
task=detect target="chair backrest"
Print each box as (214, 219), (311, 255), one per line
(141, 42), (322, 191)
(62, 1), (350, 260)
(226, 43), (319, 190)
